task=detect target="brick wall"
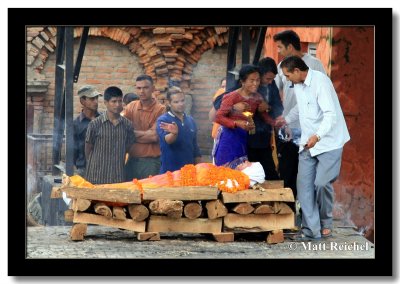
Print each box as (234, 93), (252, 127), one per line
(40, 37), (143, 133)
(38, 35), (254, 159)
(191, 43), (256, 157)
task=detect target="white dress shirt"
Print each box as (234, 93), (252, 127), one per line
(293, 69), (350, 156)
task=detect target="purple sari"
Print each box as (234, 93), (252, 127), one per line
(212, 126), (248, 166)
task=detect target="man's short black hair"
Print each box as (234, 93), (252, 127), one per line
(123, 93), (139, 104)
(136, 74), (154, 85)
(273, 30), (301, 51)
(280, 56), (309, 72)
(104, 86), (123, 101)
(258, 57), (278, 75)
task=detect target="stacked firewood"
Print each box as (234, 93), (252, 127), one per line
(141, 186), (227, 241)
(52, 179), (295, 243)
(221, 180), (295, 244)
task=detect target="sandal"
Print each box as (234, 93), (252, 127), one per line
(290, 233), (321, 242)
(321, 228), (332, 238)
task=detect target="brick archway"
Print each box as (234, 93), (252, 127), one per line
(27, 26), (231, 100)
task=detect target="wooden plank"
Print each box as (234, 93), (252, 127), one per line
(212, 232), (234, 242)
(64, 209), (74, 222)
(50, 186), (62, 198)
(259, 180), (284, 189)
(69, 223), (87, 241)
(142, 186), (218, 201)
(61, 187), (141, 204)
(73, 212), (146, 232)
(221, 188), (294, 203)
(266, 230), (284, 244)
(147, 216), (222, 233)
(223, 213), (295, 232)
(137, 232), (161, 241)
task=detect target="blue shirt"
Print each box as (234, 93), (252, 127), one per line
(156, 111), (202, 174)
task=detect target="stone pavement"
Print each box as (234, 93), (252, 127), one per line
(27, 225), (374, 259)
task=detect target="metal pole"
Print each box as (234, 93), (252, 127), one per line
(252, 27), (267, 65)
(65, 27), (74, 176)
(52, 27), (65, 175)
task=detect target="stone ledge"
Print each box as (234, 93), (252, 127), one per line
(27, 80), (50, 96)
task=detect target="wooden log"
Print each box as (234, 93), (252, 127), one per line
(253, 203), (275, 214)
(137, 232), (161, 241)
(274, 202), (294, 214)
(64, 209), (74, 222)
(112, 206), (126, 220)
(223, 213), (295, 232)
(205, 200), (228, 220)
(266, 230), (284, 244)
(212, 232), (234, 242)
(128, 204), (149, 221)
(149, 199), (183, 219)
(72, 199), (91, 212)
(147, 216), (222, 233)
(73, 212), (146, 232)
(232, 203), (255, 215)
(94, 202), (112, 218)
(142, 186), (218, 201)
(221, 188), (295, 203)
(69, 223), (87, 241)
(61, 186), (141, 204)
(183, 202), (202, 219)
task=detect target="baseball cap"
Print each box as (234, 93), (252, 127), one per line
(77, 85), (102, 98)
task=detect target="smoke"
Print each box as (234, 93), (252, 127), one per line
(27, 164), (36, 202)
(333, 201), (372, 238)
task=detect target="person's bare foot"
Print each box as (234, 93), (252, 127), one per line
(321, 228), (332, 238)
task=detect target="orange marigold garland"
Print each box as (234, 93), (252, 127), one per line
(65, 163), (250, 193)
(179, 164), (198, 186)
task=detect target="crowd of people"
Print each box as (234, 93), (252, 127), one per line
(73, 29), (350, 242)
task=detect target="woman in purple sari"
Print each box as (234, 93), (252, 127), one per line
(213, 64), (274, 166)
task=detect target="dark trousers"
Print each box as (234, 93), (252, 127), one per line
(277, 139), (299, 199)
(247, 146), (280, 180)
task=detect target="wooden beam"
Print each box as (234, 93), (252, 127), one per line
(212, 232), (234, 242)
(221, 188), (294, 203)
(50, 186), (62, 198)
(223, 213), (295, 232)
(147, 216), (222, 234)
(73, 212), (146, 232)
(61, 187), (141, 204)
(259, 180), (284, 189)
(142, 186), (218, 201)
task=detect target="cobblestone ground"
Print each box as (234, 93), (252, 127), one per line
(27, 225), (374, 259)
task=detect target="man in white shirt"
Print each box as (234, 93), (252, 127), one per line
(273, 30), (326, 205)
(280, 56), (350, 241)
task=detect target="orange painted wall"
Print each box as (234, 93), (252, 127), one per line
(264, 27), (374, 241)
(264, 27), (331, 75)
(330, 27), (374, 241)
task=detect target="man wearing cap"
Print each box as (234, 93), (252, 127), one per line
(73, 85), (101, 177)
